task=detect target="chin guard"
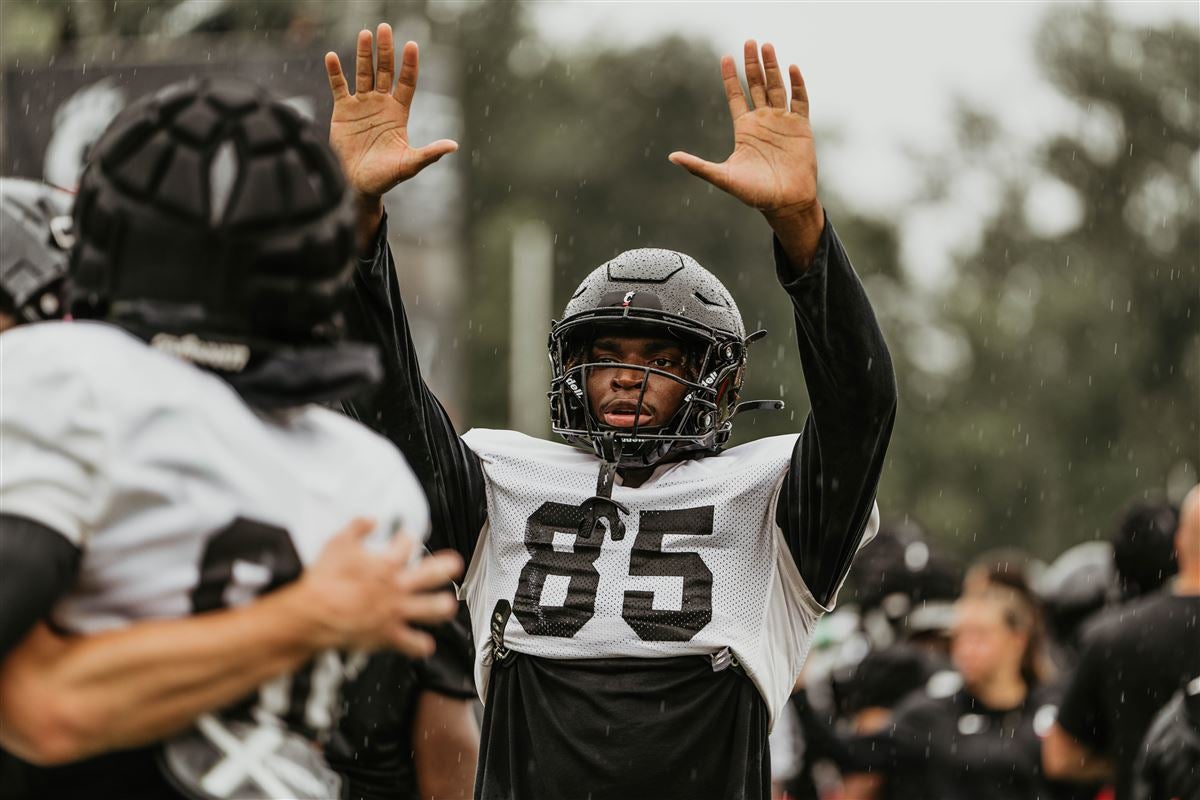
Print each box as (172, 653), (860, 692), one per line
(579, 432), (630, 540)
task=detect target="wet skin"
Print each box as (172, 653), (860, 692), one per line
(586, 336), (691, 428)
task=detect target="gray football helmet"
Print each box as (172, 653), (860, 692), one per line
(548, 248), (781, 469)
(0, 177), (75, 324)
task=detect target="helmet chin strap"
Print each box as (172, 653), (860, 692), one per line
(579, 431), (631, 541)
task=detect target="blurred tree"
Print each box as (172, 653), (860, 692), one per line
(881, 4), (1199, 557)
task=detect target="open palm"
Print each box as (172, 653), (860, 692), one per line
(670, 41), (818, 221)
(325, 24), (457, 198)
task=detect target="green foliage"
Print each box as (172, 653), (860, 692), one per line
(882, 5), (1199, 557)
(452, 2), (1198, 559)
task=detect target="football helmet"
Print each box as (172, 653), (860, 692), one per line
(548, 248), (781, 469)
(0, 177), (74, 324)
(69, 77), (376, 407)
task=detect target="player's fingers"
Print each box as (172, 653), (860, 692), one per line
(761, 43), (788, 110)
(336, 516), (376, 543)
(396, 550), (464, 592)
(324, 52), (350, 101)
(375, 23), (395, 93)
(355, 29), (374, 94)
(395, 590), (460, 626)
(789, 64), (810, 116)
(393, 41), (420, 112)
(410, 139), (460, 171)
(668, 151), (729, 192)
(384, 531), (417, 564)
(389, 625), (437, 659)
(720, 55), (748, 120)
(743, 39), (768, 109)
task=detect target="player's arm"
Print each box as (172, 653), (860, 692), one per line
(324, 25), (488, 564)
(1041, 635), (1115, 782)
(411, 608), (478, 798)
(670, 41), (897, 606)
(412, 692), (479, 799)
(0, 517), (462, 765)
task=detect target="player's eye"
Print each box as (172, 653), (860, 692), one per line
(651, 357), (676, 368)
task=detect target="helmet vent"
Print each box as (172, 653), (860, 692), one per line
(692, 289), (728, 308)
(208, 140), (238, 226)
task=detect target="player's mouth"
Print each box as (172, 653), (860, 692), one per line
(601, 399), (654, 428)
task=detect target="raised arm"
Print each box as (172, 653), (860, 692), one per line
(671, 41), (896, 607)
(325, 25), (488, 563)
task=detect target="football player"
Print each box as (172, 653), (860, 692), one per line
(326, 25), (896, 800)
(0, 78), (463, 800)
(0, 177), (75, 332)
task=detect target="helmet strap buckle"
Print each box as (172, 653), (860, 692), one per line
(579, 440), (630, 540)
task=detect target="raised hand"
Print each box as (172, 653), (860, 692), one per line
(669, 41), (825, 269)
(324, 24), (458, 200)
(295, 517), (463, 658)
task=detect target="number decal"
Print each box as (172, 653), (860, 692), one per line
(512, 501), (603, 638)
(622, 506), (714, 642)
(511, 504), (716, 642)
(191, 517), (334, 735)
(191, 517), (302, 613)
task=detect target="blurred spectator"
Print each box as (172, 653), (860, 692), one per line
(1044, 485), (1200, 800)
(1038, 541), (1116, 663)
(1134, 674), (1200, 800)
(848, 521), (963, 656)
(807, 585), (1056, 800)
(1110, 498), (1179, 603)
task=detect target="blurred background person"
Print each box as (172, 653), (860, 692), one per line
(0, 177), (73, 333)
(1044, 485), (1200, 800)
(794, 583), (1054, 800)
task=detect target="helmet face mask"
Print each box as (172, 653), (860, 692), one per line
(548, 249), (759, 467)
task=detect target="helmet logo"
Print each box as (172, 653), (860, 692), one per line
(151, 332), (251, 373)
(622, 290), (636, 308)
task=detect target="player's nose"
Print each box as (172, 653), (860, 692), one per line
(610, 365), (645, 388)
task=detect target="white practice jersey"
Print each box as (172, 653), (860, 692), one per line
(0, 321), (429, 799)
(460, 428), (878, 727)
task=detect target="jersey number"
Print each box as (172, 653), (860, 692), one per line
(191, 517), (340, 736)
(513, 502), (715, 642)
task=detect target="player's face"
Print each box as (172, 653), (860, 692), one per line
(586, 335), (690, 428)
(950, 599), (1026, 689)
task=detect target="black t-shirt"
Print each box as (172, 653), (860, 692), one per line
(1055, 589), (1200, 800)
(849, 682), (1057, 800)
(477, 654), (768, 800)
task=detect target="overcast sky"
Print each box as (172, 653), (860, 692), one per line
(528, 1), (1197, 284)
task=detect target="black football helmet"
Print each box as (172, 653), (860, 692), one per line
(69, 77), (377, 407)
(0, 177), (75, 324)
(548, 248), (781, 469)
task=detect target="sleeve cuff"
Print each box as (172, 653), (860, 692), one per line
(773, 209), (833, 293)
(358, 211), (390, 267)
